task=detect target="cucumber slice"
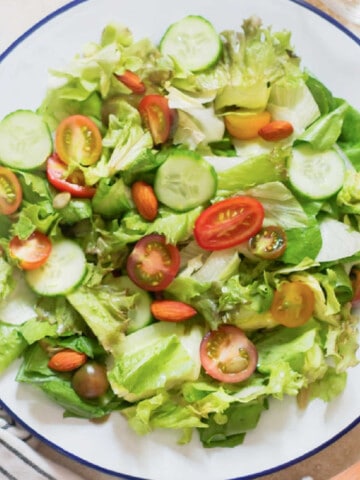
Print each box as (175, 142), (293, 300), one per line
(288, 144), (345, 200)
(154, 149), (217, 211)
(160, 15), (222, 72)
(116, 276), (153, 334)
(0, 110), (52, 170)
(25, 239), (86, 296)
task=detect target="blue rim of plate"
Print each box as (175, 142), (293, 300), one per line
(0, 1), (359, 479)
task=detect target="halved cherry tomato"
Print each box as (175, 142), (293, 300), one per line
(9, 231), (52, 270)
(138, 94), (172, 145)
(46, 154), (96, 198)
(248, 225), (287, 260)
(0, 166), (22, 215)
(115, 70), (146, 94)
(224, 111), (271, 140)
(126, 234), (180, 291)
(270, 281), (315, 327)
(55, 114), (102, 166)
(200, 325), (258, 383)
(194, 196), (264, 251)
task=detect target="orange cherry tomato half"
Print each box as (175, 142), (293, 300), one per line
(200, 325), (258, 383)
(9, 231), (52, 270)
(270, 281), (315, 328)
(248, 225), (287, 260)
(115, 70), (146, 94)
(126, 234), (181, 291)
(0, 166), (22, 215)
(224, 111), (271, 140)
(46, 154), (96, 198)
(194, 196), (264, 251)
(55, 114), (102, 166)
(138, 94), (172, 145)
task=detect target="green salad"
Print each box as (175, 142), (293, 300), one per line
(0, 15), (360, 448)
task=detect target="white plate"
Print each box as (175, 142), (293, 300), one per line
(0, 1), (359, 479)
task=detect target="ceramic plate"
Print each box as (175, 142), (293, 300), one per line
(0, 1), (359, 479)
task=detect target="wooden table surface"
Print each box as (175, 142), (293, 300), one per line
(0, 1), (359, 480)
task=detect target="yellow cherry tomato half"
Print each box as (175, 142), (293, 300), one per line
(55, 115), (102, 166)
(224, 111), (271, 140)
(270, 281), (315, 328)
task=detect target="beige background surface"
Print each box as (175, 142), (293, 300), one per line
(0, 1), (359, 479)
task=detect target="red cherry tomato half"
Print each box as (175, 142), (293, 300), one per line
(138, 94), (172, 145)
(270, 281), (315, 327)
(9, 231), (52, 270)
(248, 225), (287, 260)
(46, 154), (96, 198)
(194, 196), (264, 251)
(0, 166), (22, 215)
(200, 325), (258, 383)
(55, 114), (102, 166)
(115, 70), (146, 94)
(126, 234), (180, 291)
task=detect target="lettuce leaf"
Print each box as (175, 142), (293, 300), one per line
(338, 105), (360, 170)
(167, 86), (225, 148)
(215, 17), (300, 111)
(337, 170), (360, 214)
(199, 399), (266, 448)
(268, 80), (320, 134)
(0, 257), (14, 301)
(315, 217), (360, 262)
(108, 322), (203, 401)
(296, 101), (349, 151)
(66, 280), (134, 355)
(16, 343), (122, 419)
(0, 322), (27, 374)
(216, 151), (286, 194)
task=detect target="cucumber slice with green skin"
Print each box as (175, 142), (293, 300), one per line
(160, 15), (222, 73)
(154, 149), (217, 211)
(116, 276), (153, 334)
(288, 144), (345, 200)
(25, 239), (86, 296)
(0, 110), (52, 170)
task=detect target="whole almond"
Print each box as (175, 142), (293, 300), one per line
(151, 299), (197, 322)
(131, 181), (158, 221)
(48, 349), (87, 372)
(258, 120), (294, 141)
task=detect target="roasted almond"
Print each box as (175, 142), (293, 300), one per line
(48, 349), (87, 372)
(151, 299), (197, 322)
(131, 180), (158, 221)
(258, 120), (294, 141)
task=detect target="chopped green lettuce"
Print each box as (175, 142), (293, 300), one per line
(108, 322), (203, 401)
(215, 17), (300, 111)
(167, 86), (225, 148)
(216, 151), (286, 194)
(268, 80), (320, 134)
(66, 280), (135, 355)
(198, 400), (266, 448)
(296, 101), (349, 151)
(0, 257), (14, 301)
(315, 217), (360, 262)
(16, 343), (122, 419)
(0, 322), (27, 373)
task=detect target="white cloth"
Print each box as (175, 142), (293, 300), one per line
(0, 408), (85, 480)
